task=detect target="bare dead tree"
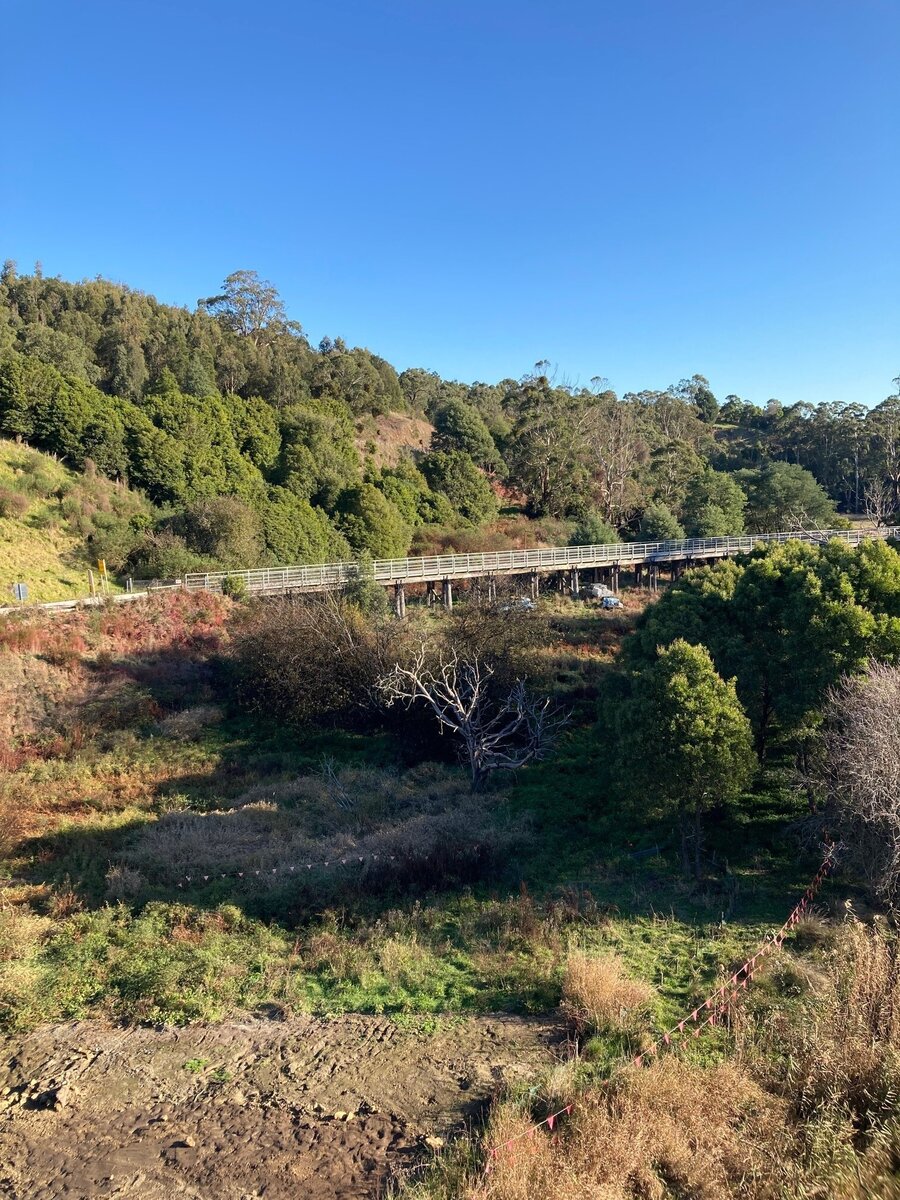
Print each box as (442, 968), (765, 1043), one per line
(863, 478), (897, 529)
(376, 646), (567, 791)
(813, 662), (900, 906)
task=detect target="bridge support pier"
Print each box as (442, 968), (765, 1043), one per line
(442, 578), (453, 610)
(528, 572), (539, 600)
(570, 568), (580, 596)
(486, 574), (497, 604)
(394, 582), (406, 618)
(612, 565), (620, 593)
(426, 581), (437, 606)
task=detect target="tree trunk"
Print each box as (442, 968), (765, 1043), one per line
(755, 684), (773, 761)
(679, 809), (691, 875)
(693, 805), (703, 880)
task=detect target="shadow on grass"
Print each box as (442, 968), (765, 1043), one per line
(17, 721), (820, 954)
(2, 634), (834, 1030)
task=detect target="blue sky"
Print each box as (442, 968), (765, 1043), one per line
(3, 0), (898, 406)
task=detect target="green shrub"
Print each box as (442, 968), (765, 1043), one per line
(170, 496), (264, 569)
(639, 502), (685, 541)
(421, 450), (498, 526)
(126, 531), (208, 579)
(221, 574), (248, 601)
(569, 509), (619, 546)
(336, 483), (410, 558)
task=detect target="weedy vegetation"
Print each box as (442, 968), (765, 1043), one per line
(1, 538), (900, 1196)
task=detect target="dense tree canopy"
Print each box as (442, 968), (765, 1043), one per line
(682, 468), (746, 537)
(739, 461), (838, 533)
(336, 484), (410, 559)
(621, 639), (754, 874)
(420, 450), (499, 526)
(1, 263), (897, 580)
(628, 539), (900, 756)
(432, 397), (500, 470)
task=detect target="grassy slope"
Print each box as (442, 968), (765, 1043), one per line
(0, 440), (153, 604)
(0, 441), (94, 602)
(9, 592), (896, 1196)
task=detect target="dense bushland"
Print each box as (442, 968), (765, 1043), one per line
(626, 537), (900, 756)
(4, 262), (898, 599)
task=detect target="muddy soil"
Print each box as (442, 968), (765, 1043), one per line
(0, 1012), (562, 1200)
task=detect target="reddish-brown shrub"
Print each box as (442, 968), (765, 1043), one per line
(0, 487), (30, 519)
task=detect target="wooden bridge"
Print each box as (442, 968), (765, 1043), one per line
(184, 527), (899, 613)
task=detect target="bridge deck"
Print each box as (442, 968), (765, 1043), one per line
(183, 528), (898, 596)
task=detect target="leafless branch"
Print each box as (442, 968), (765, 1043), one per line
(376, 646), (568, 791)
(863, 478), (896, 529)
(811, 662), (900, 905)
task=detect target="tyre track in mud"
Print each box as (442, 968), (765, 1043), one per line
(0, 1012), (563, 1199)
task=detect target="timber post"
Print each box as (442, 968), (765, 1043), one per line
(394, 581), (406, 619)
(442, 578), (453, 610)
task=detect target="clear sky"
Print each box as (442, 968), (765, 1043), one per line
(3, 0), (898, 407)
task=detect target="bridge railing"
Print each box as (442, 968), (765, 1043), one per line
(183, 527), (899, 596)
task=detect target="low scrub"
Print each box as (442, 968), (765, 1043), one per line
(561, 951), (656, 1037)
(763, 918), (900, 1132)
(0, 486), (29, 519)
(229, 594), (407, 728)
(121, 764), (528, 904)
(0, 592), (232, 659)
(453, 1061), (790, 1200)
(405, 918), (900, 1200)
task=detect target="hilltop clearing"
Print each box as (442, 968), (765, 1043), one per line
(356, 411), (435, 469)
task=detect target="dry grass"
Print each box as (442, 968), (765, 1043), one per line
(774, 918), (900, 1128)
(472, 1060), (791, 1200)
(355, 412), (435, 468)
(0, 592), (234, 844)
(416, 1055), (900, 1200)
(561, 951), (656, 1036)
(156, 704), (224, 740)
(121, 763), (527, 895)
(0, 904), (50, 963)
(403, 919), (900, 1200)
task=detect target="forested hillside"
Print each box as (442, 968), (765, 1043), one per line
(1, 261), (898, 585)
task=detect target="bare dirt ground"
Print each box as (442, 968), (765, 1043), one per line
(0, 1012), (562, 1200)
